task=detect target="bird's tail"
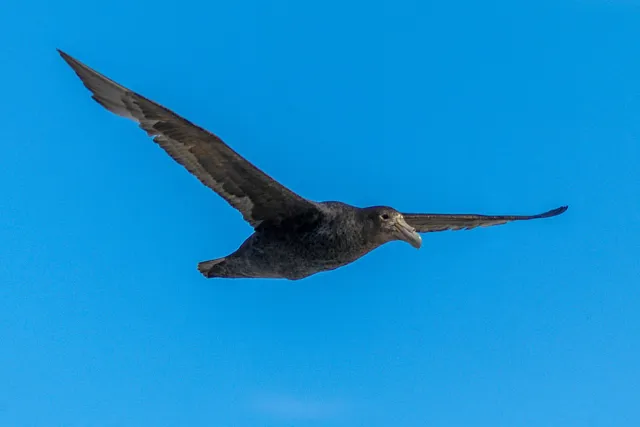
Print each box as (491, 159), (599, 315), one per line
(197, 257), (227, 278)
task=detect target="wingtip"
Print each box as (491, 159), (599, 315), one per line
(57, 48), (75, 65)
(541, 205), (568, 218)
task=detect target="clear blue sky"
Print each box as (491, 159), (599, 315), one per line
(1, 0), (639, 426)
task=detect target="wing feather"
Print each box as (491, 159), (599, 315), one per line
(58, 49), (317, 228)
(404, 206), (568, 233)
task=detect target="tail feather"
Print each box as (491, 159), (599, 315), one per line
(197, 257), (226, 278)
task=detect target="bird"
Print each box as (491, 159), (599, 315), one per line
(58, 49), (568, 280)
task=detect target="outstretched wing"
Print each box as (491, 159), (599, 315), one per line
(58, 49), (317, 228)
(403, 206), (567, 233)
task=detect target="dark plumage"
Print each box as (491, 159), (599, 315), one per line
(58, 50), (568, 280)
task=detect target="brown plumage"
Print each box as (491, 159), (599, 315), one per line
(58, 49), (568, 280)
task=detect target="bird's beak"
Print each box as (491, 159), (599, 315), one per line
(395, 217), (422, 249)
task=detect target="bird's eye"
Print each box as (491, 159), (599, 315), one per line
(381, 213), (390, 220)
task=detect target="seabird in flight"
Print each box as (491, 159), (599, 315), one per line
(58, 49), (568, 280)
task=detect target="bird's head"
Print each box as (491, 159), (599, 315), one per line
(364, 206), (422, 249)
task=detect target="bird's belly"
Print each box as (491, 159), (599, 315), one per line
(236, 232), (367, 279)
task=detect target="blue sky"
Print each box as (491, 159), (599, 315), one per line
(1, 0), (639, 426)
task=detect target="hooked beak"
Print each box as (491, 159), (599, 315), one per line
(395, 217), (422, 249)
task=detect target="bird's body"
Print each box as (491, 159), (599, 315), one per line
(58, 49), (568, 280)
(202, 202), (383, 280)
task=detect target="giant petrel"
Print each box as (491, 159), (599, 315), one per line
(58, 50), (567, 280)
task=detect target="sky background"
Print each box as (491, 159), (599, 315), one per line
(1, 0), (639, 426)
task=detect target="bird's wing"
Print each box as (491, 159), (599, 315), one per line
(58, 49), (317, 228)
(403, 206), (567, 233)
